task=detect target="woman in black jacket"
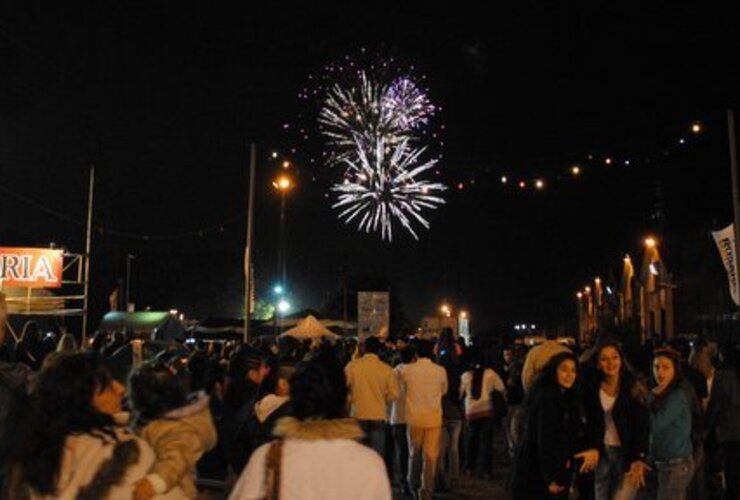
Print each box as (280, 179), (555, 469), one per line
(510, 351), (599, 499)
(582, 341), (650, 500)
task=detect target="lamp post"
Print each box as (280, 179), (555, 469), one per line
(272, 174), (294, 297)
(125, 254), (135, 311)
(439, 303), (451, 338)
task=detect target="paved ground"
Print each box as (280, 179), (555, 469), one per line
(392, 425), (511, 500)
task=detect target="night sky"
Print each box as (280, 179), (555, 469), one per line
(1, 4), (739, 333)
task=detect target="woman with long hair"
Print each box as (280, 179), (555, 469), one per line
(437, 343), (464, 490)
(646, 348), (697, 499)
(229, 349), (391, 500)
(5, 352), (180, 499)
(460, 350), (505, 478)
(582, 341), (650, 499)
(510, 352), (599, 499)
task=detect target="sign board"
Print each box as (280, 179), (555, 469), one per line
(357, 291), (389, 339)
(0, 247), (64, 288)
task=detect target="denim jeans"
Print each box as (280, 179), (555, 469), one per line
(437, 418), (462, 488)
(594, 446), (638, 500)
(391, 424), (410, 488)
(358, 420), (387, 460)
(464, 416), (493, 474)
(647, 456), (694, 500)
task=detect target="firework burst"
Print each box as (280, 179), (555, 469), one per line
(332, 138), (446, 241)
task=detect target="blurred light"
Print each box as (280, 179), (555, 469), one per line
(576, 292), (583, 299)
(644, 237), (657, 248)
(440, 304), (451, 317)
(273, 175), (293, 191)
(273, 285), (284, 295)
(679, 138), (686, 145)
(459, 310), (468, 319)
(606, 286), (613, 295)
(271, 152), (279, 159)
(457, 182), (464, 190)
(501, 176), (508, 184)
(535, 179), (545, 190)
(518, 180), (526, 189)
(624, 160), (631, 166)
(649, 263), (659, 276)
(169, 309), (178, 316)
(514, 325), (520, 331)
(282, 161), (291, 169)
(595, 277), (601, 284)
(624, 254), (632, 263)
(571, 165), (581, 176)
(530, 324), (536, 329)
(605, 157), (613, 165)
(691, 122), (703, 134)
(584, 286), (591, 293)
(277, 300), (291, 314)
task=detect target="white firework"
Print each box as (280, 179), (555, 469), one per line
(319, 71), (435, 167)
(332, 138), (446, 241)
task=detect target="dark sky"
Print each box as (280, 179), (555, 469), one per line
(1, 4), (739, 332)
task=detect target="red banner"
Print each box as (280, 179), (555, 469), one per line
(0, 247), (64, 288)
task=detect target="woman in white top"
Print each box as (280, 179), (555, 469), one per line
(583, 341), (650, 500)
(229, 348), (391, 500)
(459, 353), (505, 477)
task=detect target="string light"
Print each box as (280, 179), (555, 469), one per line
(449, 118), (706, 194)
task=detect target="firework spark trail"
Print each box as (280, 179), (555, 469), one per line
(316, 63), (445, 241)
(319, 71), (436, 167)
(331, 138), (446, 241)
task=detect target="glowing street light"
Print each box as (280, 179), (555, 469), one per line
(691, 122), (703, 134)
(273, 173), (295, 299)
(577, 292), (583, 299)
(440, 304), (451, 318)
(535, 179), (545, 190)
(644, 237), (657, 248)
(273, 284), (284, 295)
(571, 165), (581, 176)
(277, 299), (291, 314)
(273, 175), (293, 191)
(459, 310), (468, 320)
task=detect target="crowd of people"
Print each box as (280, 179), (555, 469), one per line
(2, 292), (740, 499)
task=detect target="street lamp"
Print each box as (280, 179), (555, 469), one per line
(272, 173), (294, 294)
(644, 237), (657, 249)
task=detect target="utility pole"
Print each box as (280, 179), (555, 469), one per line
(82, 166), (94, 347)
(728, 110), (740, 310)
(244, 143), (256, 343)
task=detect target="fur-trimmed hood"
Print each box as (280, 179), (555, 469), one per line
(273, 417), (364, 441)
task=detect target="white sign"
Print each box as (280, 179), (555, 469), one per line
(357, 291), (389, 339)
(712, 224), (740, 306)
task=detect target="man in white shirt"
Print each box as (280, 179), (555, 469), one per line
(400, 340), (447, 500)
(345, 336), (400, 463)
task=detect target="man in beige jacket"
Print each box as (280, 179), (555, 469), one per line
(345, 336), (399, 464)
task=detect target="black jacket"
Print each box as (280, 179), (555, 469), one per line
(582, 372), (649, 465)
(219, 380), (260, 474)
(510, 385), (587, 498)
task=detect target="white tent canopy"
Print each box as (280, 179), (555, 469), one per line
(280, 314), (341, 340)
